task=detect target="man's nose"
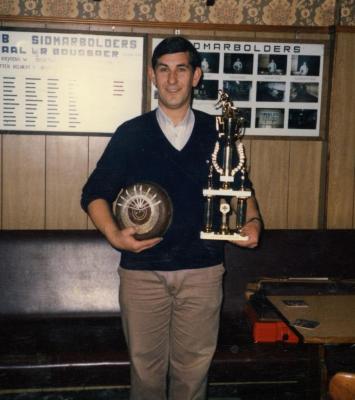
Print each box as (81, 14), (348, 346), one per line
(168, 70), (177, 84)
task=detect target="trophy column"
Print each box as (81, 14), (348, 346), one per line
(201, 90), (251, 241)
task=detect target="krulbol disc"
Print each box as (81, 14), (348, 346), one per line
(114, 182), (173, 240)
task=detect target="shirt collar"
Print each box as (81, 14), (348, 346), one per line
(156, 107), (195, 151)
(156, 106), (194, 128)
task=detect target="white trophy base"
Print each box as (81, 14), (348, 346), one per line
(200, 231), (248, 241)
(203, 188), (252, 198)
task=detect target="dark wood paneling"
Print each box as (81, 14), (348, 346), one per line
(249, 140), (290, 228)
(288, 140), (324, 228)
(87, 136), (111, 229)
(45, 135), (88, 229)
(2, 134), (45, 229)
(327, 32), (355, 228)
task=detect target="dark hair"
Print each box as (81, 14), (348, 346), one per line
(151, 36), (201, 71)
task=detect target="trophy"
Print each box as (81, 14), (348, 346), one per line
(200, 90), (251, 241)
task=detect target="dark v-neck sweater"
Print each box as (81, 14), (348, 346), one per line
(81, 109), (248, 271)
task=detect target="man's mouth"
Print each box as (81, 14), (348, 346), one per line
(166, 87), (180, 93)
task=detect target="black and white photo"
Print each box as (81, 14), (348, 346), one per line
(255, 108), (285, 128)
(291, 55), (321, 76)
(257, 54), (287, 75)
(200, 52), (220, 74)
(290, 82), (319, 102)
(256, 81), (286, 102)
(194, 80), (219, 100)
(288, 109), (318, 129)
(223, 53), (254, 74)
(223, 80), (252, 101)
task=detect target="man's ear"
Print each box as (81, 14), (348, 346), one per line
(148, 66), (156, 86)
(192, 67), (202, 88)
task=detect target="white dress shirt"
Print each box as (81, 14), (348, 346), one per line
(156, 107), (195, 151)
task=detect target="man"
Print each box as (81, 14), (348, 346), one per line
(233, 57), (243, 73)
(268, 59), (277, 74)
(299, 61), (309, 75)
(201, 56), (210, 73)
(81, 36), (262, 400)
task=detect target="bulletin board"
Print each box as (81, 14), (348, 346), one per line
(0, 28), (146, 135)
(150, 37), (326, 137)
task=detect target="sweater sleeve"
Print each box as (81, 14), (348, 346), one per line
(81, 126), (129, 212)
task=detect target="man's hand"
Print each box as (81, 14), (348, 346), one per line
(87, 199), (162, 253)
(106, 226), (162, 253)
(229, 196), (262, 248)
(229, 219), (261, 248)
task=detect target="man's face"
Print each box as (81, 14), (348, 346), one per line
(149, 51), (202, 114)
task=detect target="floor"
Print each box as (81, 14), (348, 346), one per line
(0, 385), (305, 400)
(0, 388), (237, 400)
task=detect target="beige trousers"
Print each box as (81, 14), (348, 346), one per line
(118, 264), (224, 400)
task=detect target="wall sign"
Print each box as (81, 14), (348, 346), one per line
(150, 38), (325, 137)
(0, 29), (145, 135)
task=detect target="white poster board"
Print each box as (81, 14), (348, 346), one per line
(151, 38), (325, 137)
(0, 29), (145, 134)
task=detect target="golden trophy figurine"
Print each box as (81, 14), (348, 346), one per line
(200, 90), (251, 241)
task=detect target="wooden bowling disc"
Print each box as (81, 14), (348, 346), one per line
(115, 182), (173, 240)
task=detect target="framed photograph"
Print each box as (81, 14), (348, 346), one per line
(150, 37), (326, 137)
(0, 28), (146, 135)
